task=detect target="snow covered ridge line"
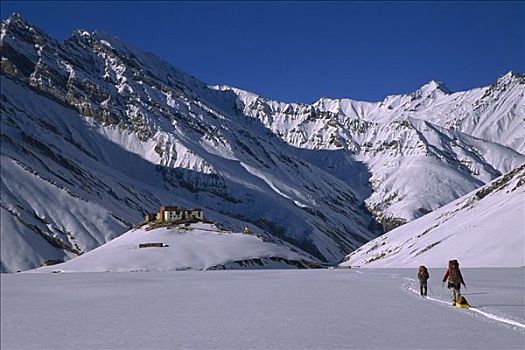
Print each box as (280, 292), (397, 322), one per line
(340, 164), (525, 268)
(217, 71), (525, 230)
(1, 12), (524, 272)
(215, 71), (525, 152)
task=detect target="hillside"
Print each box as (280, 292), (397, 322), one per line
(339, 164), (525, 268)
(34, 223), (321, 272)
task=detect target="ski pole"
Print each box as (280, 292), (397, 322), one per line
(427, 284), (434, 295)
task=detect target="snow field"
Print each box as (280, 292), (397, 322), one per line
(1, 269), (524, 349)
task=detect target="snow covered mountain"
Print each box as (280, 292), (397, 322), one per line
(218, 72), (525, 229)
(339, 164), (525, 268)
(34, 223), (322, 272)
(1, 13), (524, 272)
(0, 13), (377, 272)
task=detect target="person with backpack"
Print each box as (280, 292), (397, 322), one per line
(442, 259), (466, 305)
(417, 265), (430, 296)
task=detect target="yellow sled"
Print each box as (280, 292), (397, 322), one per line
(455, 296), (470, 309)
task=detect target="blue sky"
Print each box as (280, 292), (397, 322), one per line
(1, 1), (524, 103)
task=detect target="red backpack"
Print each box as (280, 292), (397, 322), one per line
(448, 260), (461, 283)
(418, 265), (429, 280)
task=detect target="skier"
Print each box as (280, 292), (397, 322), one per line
(442, 260), (466, 305)
(417, 265), (429, 297)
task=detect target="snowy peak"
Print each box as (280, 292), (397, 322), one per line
(417, 80), (451, 96)
(3, 12), (32, 31)
(1, 12), (52, 45)
(220, 68), (525, 229)
(496, 70), (524, 85)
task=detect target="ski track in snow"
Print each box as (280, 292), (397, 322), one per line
(355, 270), (525, 332)
(403, 276), (525, 331)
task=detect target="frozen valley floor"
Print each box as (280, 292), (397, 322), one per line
(1, 268), (524, 349)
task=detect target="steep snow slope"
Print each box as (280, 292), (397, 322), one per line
(34, 223), (321, 272)
(340, 164), (525, 268)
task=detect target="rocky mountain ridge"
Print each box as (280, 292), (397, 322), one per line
(217, 71), (524, 227)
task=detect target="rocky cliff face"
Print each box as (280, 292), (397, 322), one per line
(1, 13), (523, 272)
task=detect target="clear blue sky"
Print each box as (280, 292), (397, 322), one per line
(1, 1), (524, 103)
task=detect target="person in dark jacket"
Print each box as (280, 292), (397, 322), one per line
(442, 259), (466, 305)
(418, 265), (430, 296)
